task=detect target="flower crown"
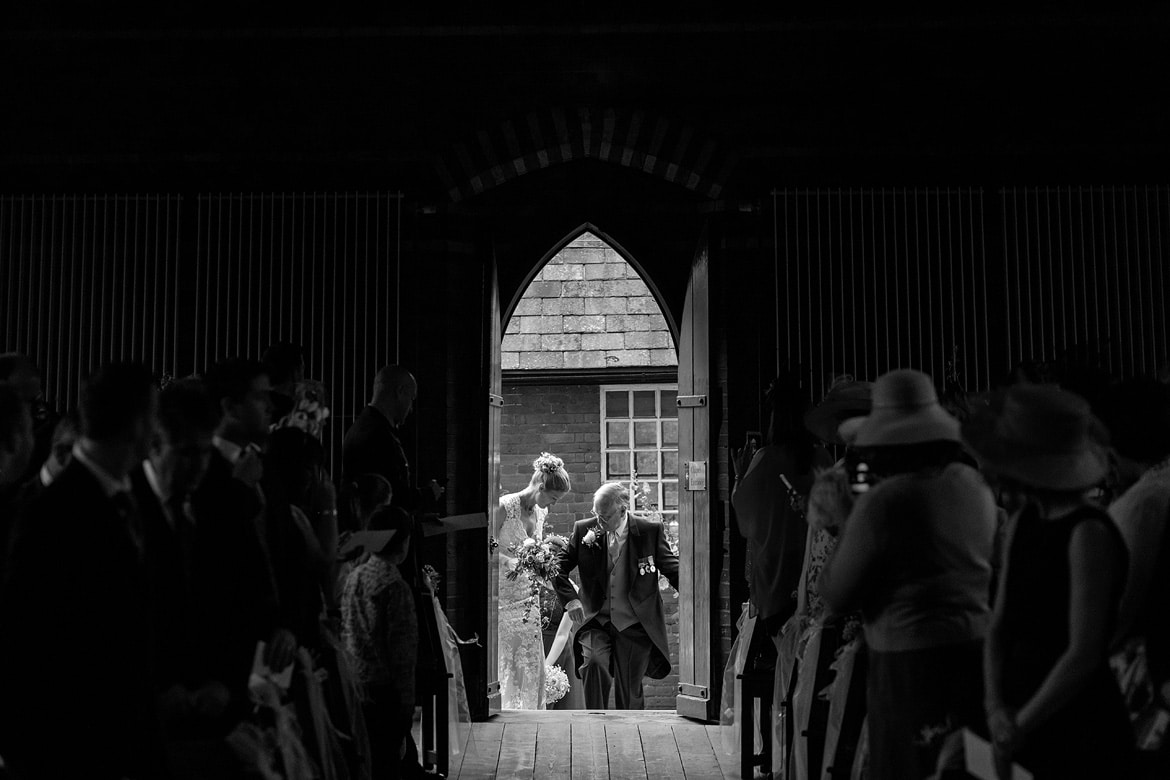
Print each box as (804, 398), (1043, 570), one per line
(533, 452), (564, 475)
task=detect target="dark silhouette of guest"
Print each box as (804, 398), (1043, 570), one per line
(0, 362), (166, 780)
(732, 371), (817, 639)
(341, 505), (417, 780)
(821, 369), (996, 779)
(966, 384), (1136, 779)
(262, 426), (337, 649)
(0, 383), (35, 571)
(197, 358), (296, 674)
(0, 354), (59, 485)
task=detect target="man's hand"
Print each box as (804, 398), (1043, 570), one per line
(264, 628), (298, 670)
(567, 603), (585, 626)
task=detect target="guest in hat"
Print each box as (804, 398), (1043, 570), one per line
(764, 376), (873, 780)
(966, 384), (1136, 779)
(341, 504), (417, 779)
(820, 369), (997, 780)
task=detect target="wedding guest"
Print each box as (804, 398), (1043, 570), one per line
(731, 371), (817, 641)
(1102, 379), (1170, 775)
(772, 375), (872, 780)
(197, 359), (296, 676)
(0, 362), (166, 780)
(342, 364), (442, 777)
(0, 383), (34, 568)
(0, 354), (54, 481)
(263, 426), (337, 646)
(965, 384), (1136, 779)
(820, 369), (996, 779)
(336, 472), (394, 603)
(263, 341), (331, 442)
(342, 505), (417, 780)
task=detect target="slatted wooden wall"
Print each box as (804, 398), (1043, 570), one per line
(0, 195), (185, 406)
(772, 186), (1170, 395)
(773, 188), (992, 397)
(0, 192), (402, 474)
(1000, 186), (1170, 377)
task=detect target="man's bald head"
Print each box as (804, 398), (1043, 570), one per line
(371, 365), (417, 426)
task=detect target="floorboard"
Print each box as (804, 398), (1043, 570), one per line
(451, 712), (736, 780)
(457, 721), (505, 779)
(673, 722), (725, 780)
(706, 723), (743, 780)
(570, 720), (608, 780)
(606, 721), (648, 780)
(496, 723), (538, 779)
(534, 720), (573, 780)
(639, 723), (686, 780)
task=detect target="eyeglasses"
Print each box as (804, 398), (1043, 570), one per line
(591, 506), (623, 526)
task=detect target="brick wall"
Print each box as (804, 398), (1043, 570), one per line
(502, 232), (678, 370)
(500, 382), (680, 710)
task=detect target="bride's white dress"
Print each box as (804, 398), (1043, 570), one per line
(497, 492), (547, 710)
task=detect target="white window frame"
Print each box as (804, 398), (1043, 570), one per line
(599, 384), (679, 528)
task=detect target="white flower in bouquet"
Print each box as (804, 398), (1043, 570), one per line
(545, 664), (570, 705)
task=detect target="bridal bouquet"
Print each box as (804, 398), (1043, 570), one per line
(505, 534), (566, 585)
(506, 534), (567, 626)
(545, 664), (570, 706)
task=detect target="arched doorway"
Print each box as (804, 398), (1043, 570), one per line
(482, 222), (717, 719)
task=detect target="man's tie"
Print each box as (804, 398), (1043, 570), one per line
(111, 490), (143, 557)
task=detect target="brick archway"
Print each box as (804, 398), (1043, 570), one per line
(434, 106), (735, 203)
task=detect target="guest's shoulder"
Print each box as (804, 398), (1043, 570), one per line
(630, 511), (664, 532)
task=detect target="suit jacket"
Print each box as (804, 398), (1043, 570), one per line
(132, 466), (197, 693)
(342, 405), (419, 513)
(189, 449), (281, 715)
(554, 512), (681, 679)
(0, 460), (165, 779)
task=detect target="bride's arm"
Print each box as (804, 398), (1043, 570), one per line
(544, 580), (580, 666)
(493, 502), (519, 571)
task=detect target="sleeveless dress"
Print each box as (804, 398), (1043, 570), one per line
(1000, 504), (1136, 778)
(498, 493), (548, 710)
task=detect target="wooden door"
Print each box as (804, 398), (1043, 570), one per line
(676, 227), (717, 720)
(485, 253), (504, 716)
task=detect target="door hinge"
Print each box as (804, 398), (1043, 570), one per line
(488, 394), (504, 408)
(486, 681), (501, 696)
(678, 683), (709, 699)
(676, 394), (707, 408)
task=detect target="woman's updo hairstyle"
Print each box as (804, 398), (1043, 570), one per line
(530, 451), (572, 492)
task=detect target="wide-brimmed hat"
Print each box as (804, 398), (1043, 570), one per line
(841, 369), (960, 447)
(961, 384), (1109, 491)
(804, 376), (874, 445)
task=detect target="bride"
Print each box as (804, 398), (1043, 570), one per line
(495, 452), (571, 709)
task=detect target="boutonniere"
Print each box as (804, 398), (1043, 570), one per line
(581, 521), (606, 549)
(637, 555), (657, 576)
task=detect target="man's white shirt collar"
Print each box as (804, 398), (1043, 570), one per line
(142, 460), (169, 505)
(71, 442), (131, 498)
(212, 435), (244, 464)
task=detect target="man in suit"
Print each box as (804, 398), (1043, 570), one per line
(343, 364), (419, 517)
(342, 365), (436, 779)
(197, 359), (295, 677)
(0, 362), (164, 779)
(555, 481), (680, 710)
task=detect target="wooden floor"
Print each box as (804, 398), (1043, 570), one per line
(445, 710), (743, 780)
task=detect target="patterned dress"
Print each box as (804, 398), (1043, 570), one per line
(498, 493), (548, 710)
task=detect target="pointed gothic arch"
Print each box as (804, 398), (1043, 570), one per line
(503, 221), (679, 347)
